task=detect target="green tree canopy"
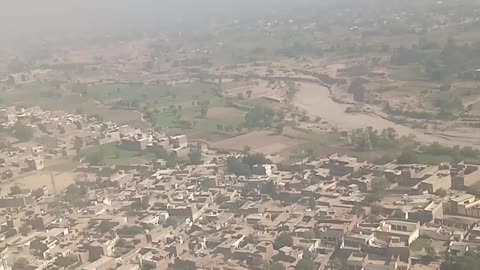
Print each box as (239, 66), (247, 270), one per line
(274, 232), (293, 250)
(189, 150), (202, 165)
(12, 123), (33, 142)
(295, 258), (315, 270)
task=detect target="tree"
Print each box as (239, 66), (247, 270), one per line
(166, 153), (178, 168)
(295, 258), (315, 270)
(154, 146), (168, 159)
(271, 262), (285, 270)
(74, 137), (84, 155)
(275, 124), (284, 134)
(10, 185), (22, 195)
(165, 217), (178, 228)
(227, 157), (252, 177)
(86, 149), (105, 166)
(243, 145), (251, 154)
(434, 188), (447, 197)
(200, 106), (208, 118)
(309, 197), (316, 210)
(261, 180), (277, 198)
(397, 148), (418, 164)
(54, 256), (78, 267)
(12, 123), (34, 142)
(18, 226), (31, 236)
(352, 205), (365, 217)
(189, 150), (202, 165)
(393, 209), (405, 219)
(242, 153), (272, 167)
(274, 232), (293, 250)
(13, 257), (28, 270)
(98, 220), (115, 234)
(425, 246), (436, 261)
(369, 177), (387, 202)
(246, 90), (253, 98)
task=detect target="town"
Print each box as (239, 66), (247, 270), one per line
(1, 105), (480, 270)
(4, 1), (480, 270)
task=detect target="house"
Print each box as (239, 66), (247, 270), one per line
(376, 220), (420, 245)
(81, 256), (116, 270)
(25, 157), (44, 171)
(409, 201), (444, 224)
(328, 154), (364, 176)
(451, 163), (480, 189)
(448, 241), (480, 257)
(445, 194), (480, 218)
(347, 253), (407, 270)
(416, 171), (451, 194)
(169, 135), (188, 148)
(252, 164), (276, 176)
(121, 134), (150, 151)
(0, 195), (35, 208)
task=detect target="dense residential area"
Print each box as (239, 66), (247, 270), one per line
(1, 106), (480, 270)
(4, 0), (480, 270)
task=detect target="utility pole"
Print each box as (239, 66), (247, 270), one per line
(50, 172), (57, 196)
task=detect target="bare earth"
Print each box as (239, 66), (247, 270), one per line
(212, 130), (301, 155)
(0, 171), (78, 196)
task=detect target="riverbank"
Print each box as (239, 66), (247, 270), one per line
(293, 82), (480, 148)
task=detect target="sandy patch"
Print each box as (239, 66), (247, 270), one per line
(0, 171), (79, 196)
(212, 130), (302, 155)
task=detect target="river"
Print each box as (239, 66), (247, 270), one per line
(294, 82), (480, 147)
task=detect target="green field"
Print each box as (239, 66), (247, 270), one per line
(80, 142), (155, 166)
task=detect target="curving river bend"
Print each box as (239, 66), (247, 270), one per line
(294, 82), (480, 148)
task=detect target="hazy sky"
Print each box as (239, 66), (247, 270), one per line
(0, 0), (321, 37)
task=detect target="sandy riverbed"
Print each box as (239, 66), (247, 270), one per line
(294, 82), (480, 147)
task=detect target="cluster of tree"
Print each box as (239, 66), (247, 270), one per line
(112, 99), (141, 110)
(86, 148), (106, 166)
(131, 195), (150, 211)
(390, 38), (480, 82)
(441, 253), (480, 270)
(227, 153), (272, 177)
(260, 180), (277, 199)
(117, 225), (144, 236)
(97, 220), (117, 234)
(197, 100), (210, 118)
(397, 142), (480, 165)
(188, 150), (202, 165)
(420, 143), (479, 159)
(384, 103), (439, 120)
(63, 183), (88, 207)
(245, 105), (279, 129)
(274, 232), (293, 249)
(431, 92), (463, 115)
(53, 256), (79, 268)
(348, 77), (369, 102)
(12, 122), (34, 142)
(295, 258), (316, 270)
(165, 217), (178, 228)
(351, 127), (398, 152)
(215, 123), (236, 132)
(364, 177), (387, 203)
